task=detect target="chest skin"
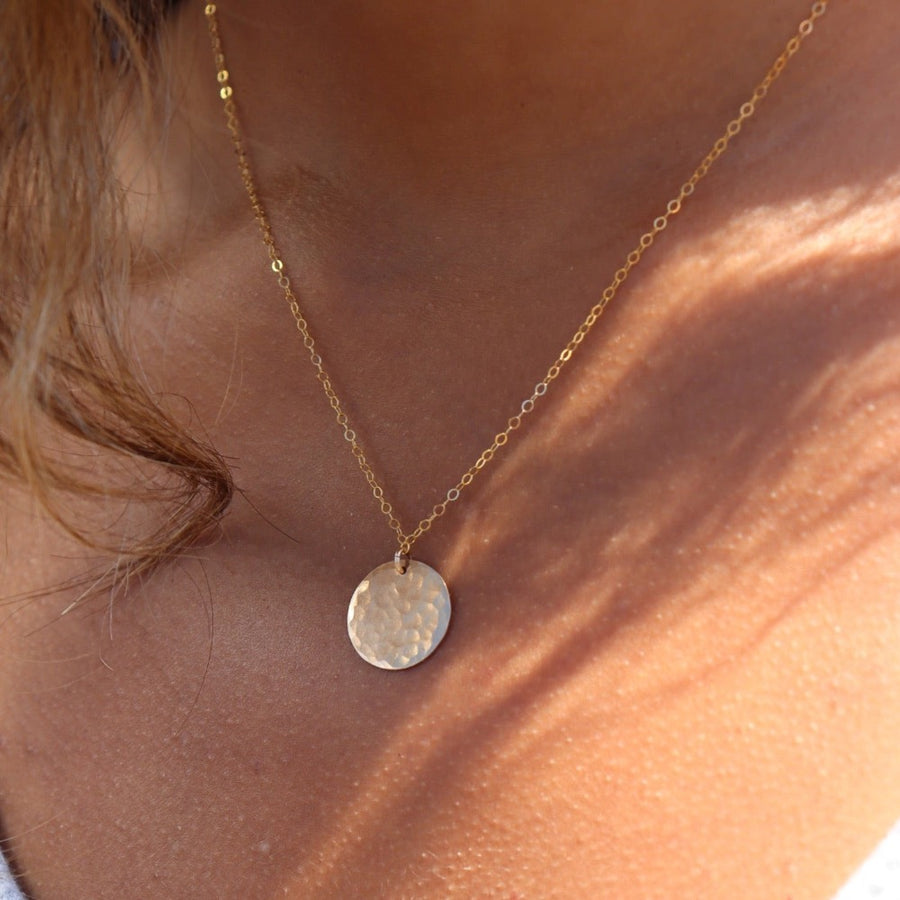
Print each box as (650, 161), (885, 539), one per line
(2, 207), (900, 898)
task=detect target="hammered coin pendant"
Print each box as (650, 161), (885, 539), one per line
(347, 560), (451, 670)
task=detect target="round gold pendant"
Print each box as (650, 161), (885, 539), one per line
(347, 560), (451, 670)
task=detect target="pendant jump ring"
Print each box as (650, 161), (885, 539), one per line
(394, 551), (410, 574)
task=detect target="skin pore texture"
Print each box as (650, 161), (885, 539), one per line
(1, 0), (900, 897)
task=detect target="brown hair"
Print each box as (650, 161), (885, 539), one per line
(0, 0), (231, 583)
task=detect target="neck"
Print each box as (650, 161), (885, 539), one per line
(131, 0), (820, 285)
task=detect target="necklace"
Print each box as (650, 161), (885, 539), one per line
(203, 1), (829, 670)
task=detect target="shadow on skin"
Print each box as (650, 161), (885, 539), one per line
(284, 233), (900, 894)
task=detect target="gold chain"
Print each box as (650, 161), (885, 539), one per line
(203, 1), (828, 556)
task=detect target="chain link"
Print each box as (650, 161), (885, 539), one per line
(203, 0), (828, 555)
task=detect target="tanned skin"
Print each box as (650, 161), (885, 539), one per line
(1, 2), (899, 897)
